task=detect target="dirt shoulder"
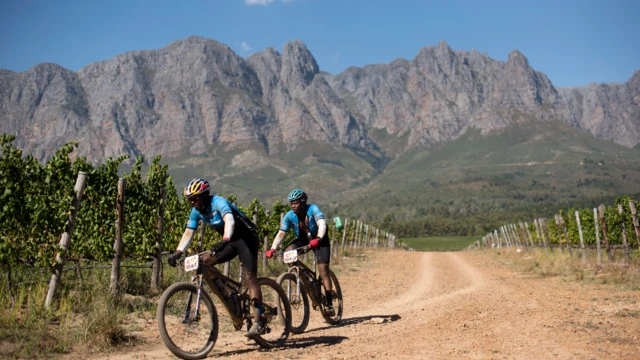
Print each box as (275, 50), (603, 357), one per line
(69, 250), (639, 359)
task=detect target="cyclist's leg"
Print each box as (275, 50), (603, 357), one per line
(315, 236), (334, 308)
(203, 242), (238, 267)
(235, 232), (263, 329)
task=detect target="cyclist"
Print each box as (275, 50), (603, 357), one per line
(167, 178), (265, 337)
(265, 188), (335, 316)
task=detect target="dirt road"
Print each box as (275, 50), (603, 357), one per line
(86, 250), (639, 359)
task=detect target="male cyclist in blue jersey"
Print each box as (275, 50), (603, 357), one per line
(166, 178), (265, 337)
(265, 188), (335, 316)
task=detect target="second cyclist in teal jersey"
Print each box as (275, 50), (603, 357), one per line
(265, 188), (335, 316)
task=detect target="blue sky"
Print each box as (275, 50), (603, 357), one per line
(1, 0), (638, 87)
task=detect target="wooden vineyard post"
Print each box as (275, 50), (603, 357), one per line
(515, 224), (524, 248)
(629, 200), (640, 250)
(341, 218), (349, 255)
(506, 225), (515, 247)
(151, 187), (166, 291)
(593, 208), (602, 265)
(45, 171), (87, 309)
(279, 212), (285, 262)
(559, 214), (573, 256)
(330, 219), (336, 258)
(264, 211), (270, 272)
(618, 204), (630, 265)
(110, 178), (125, 296)
(575, 211), (587, 264)
(518, 223), (529, 249)
(524, 222), (534, 248)
(499, 227), (507, 248)
(540, 218), (552, 252)
(501, 226), (510, 248)
(534, 219), (542, 247)
(598, 205), (613, 261)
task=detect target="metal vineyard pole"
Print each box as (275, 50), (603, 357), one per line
(45, 171), (87, 309)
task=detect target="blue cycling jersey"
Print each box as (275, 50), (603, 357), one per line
(186, 195), (248, 234)
(280, 204), (325, 238)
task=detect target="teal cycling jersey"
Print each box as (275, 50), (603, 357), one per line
(186, 195), (252, 234)
(280, 204), (325, 238)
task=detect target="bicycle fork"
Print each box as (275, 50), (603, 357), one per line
(183, 274), (204, 324)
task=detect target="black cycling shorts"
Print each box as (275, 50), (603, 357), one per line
(211, 231), (259, 273)
(288, 234), (331, 265)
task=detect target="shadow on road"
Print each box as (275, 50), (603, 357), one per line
(216, 335), (348, 356)
(304, 314), (401, 333)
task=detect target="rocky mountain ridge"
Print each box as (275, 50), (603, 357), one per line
(1, 36), (638, 164)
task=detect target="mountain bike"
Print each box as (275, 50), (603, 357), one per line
(275, 245), (342, 334)
(156, 251), (292, 360)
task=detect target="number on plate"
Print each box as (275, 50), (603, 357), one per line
(283, 249), (298, 264)
(184, 254), (199, 272)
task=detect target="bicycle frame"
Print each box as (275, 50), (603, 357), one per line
(284, 247), (324, 307)
(183, 253), (250, 330)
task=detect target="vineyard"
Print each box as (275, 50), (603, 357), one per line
(472, 194), (640, 265)
(0, 135), (400, 309)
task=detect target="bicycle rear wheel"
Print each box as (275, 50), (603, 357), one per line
(251, 277), (292, 348)
(321, 270), (343, 325)
(156, 282), (218, 360)
(277, 272), (310, 334)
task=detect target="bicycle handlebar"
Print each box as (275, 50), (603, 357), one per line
(272, 245), (312, 258)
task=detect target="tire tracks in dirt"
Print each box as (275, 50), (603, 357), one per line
(79, 250), (640, 359)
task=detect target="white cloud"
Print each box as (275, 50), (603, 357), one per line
(241, 42), (252, 52)
(245, 0), (275, 5)
(333, 52), (340, 61)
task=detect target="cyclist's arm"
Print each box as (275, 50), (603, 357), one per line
(177, 228), (196, 252)
(270, 230), (287, 250)
(222, 213), (235, 240)
(316, 218), (327, 239)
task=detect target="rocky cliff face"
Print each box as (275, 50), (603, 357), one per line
(0, 37), (638, 163)
(327, 41), (640, 150)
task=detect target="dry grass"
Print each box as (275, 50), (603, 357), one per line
(0, 249), (373, 359)
(481, 247), (640, 290)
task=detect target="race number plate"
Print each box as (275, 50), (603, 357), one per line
(283, 249), (298, 264)
(184, 254), (199, 272)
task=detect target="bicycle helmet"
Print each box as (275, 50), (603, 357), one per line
(184, 178), (210, 198)
(287, 188), (307, 203)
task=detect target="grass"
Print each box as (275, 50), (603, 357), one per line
(400, 236), (481, 252)
(0, 248), (368, 359)
(482, 247), (640, 290)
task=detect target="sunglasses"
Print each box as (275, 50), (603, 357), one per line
(187, 196), (200, 204)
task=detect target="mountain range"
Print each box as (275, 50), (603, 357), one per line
(1, 36), (639, 233)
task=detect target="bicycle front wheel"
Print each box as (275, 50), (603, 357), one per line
(277, 272), (310, 334)
(156, 282), (219, 360)
(251, 277), (292, 349)
(321, 270), (343, 325)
